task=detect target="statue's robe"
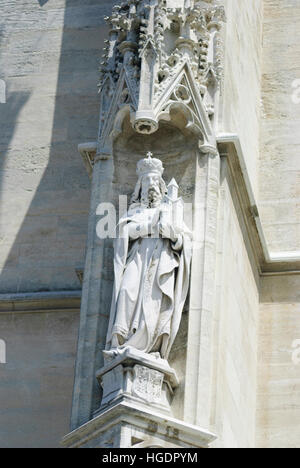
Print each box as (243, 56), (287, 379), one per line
(106, 202), (192, 359)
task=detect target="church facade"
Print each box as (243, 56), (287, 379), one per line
(0, 0), (299, 448)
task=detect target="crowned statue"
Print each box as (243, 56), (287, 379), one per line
(105, 152), (192, 361)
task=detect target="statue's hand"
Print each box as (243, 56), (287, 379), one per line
(159, 222), (177, 243)
(128, 221), (157, 240)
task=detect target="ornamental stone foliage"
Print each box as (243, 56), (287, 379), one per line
(97, 0), (225, 152)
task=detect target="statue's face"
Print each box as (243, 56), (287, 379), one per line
(141, 172), (162, 207)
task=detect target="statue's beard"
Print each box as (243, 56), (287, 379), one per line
(141, 186), (162, 208)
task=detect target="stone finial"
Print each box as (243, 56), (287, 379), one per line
(167, 178), (179, 201)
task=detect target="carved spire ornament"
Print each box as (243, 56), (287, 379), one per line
(98, 0), (226, 153)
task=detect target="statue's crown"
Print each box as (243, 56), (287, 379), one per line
(136, 152), (164, 177)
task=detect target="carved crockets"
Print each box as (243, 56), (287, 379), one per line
(98, 0), (226, 151)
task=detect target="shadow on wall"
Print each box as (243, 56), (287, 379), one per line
(0, 0), (120, 294)
(0, 78), (6, 103)
(0, 0), (120, 450)
(0, 25), (31, 180)
(0, 25), (31, 257)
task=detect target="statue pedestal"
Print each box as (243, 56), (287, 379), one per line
(61, 400), (217, 449)
(62, 348), (217, 448)
(95, 347), (178, 417)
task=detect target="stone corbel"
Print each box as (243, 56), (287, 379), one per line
(78, 142), (114, 177)
(78, 142), (97, 178)
(95, 348), (179, 417)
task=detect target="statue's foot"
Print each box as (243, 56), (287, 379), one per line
(149, 352), (162, 360)
(103, 345), (130, 360)
(103, 348), (119, 360)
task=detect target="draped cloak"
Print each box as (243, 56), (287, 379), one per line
(105, 202), (192, 359)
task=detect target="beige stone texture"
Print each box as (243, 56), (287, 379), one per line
(0, 303), (80, 448)
(0, 0), (117, 293)
(0, 0), (115, 449)
(210, 159), (259, 448)
(255, 2), (300, 446)
(257, 276), (300, 448)
(221, 0), (263, 197)
(259, 0), (300, 254)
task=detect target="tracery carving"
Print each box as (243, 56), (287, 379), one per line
(97, 0), (225, 147)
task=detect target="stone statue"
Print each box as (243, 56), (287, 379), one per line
(105, 152), (192, 360)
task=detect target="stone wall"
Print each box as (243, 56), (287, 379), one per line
(0, 0), (117, 293)
(256, 276), (300, 448)
(0, 0), (115, 449)
(221, 0), (263, 197)
(255, 0), (300, 449)
(259, 0), (300, 254)
(0, 302), (80, 448)
(211, 158), (259, 448)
